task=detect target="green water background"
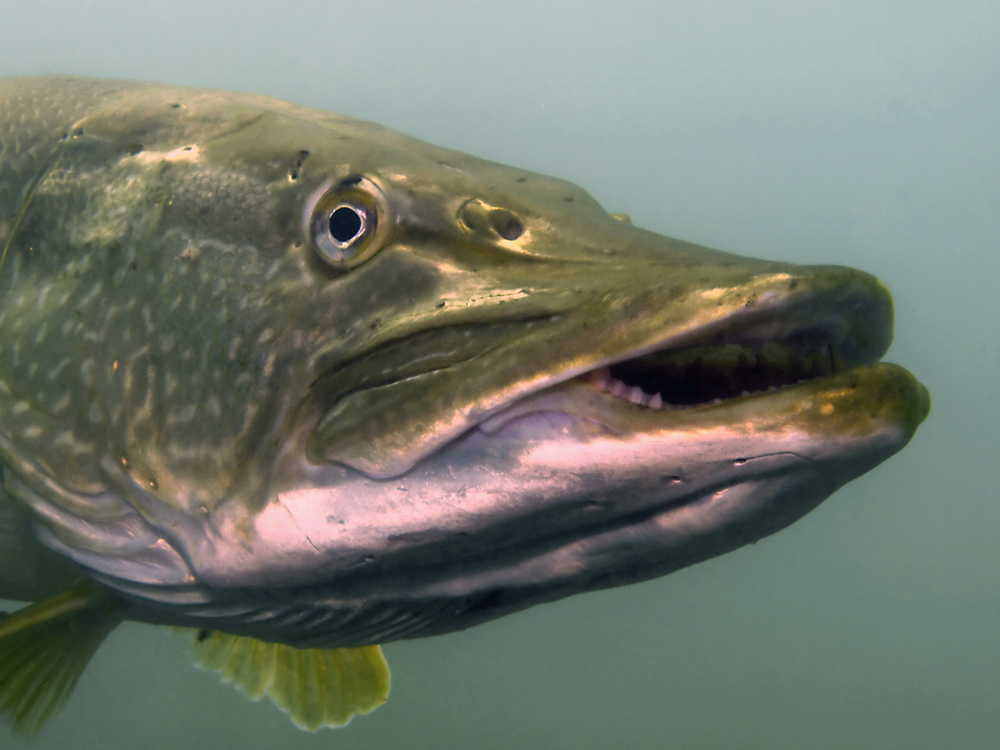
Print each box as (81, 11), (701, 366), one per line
(2, 1), (997, 747)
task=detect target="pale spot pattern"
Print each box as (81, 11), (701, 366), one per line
(0, 77), (326, 513)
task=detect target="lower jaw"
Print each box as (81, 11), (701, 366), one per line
(481, 361), (927, 452)
(363, 464), (856, 642)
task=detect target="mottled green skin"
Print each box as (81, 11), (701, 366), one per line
(0, 78), (926, 637)
(0, 78), (360, 515)
(0, 77), (795, 516)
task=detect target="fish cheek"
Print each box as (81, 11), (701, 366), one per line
(314, 248), (445, 331)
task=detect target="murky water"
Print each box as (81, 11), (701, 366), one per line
(2, 2), (997, 747)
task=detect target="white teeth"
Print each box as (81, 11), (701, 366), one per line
(581, 367), (667, 409)
(583, 367), (611, 389)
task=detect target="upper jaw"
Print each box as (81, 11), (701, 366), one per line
(477, 262), (913, 441)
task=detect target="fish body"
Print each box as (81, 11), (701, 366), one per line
(0, 76), (928, 729)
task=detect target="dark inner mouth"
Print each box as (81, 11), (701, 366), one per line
(606, 337), (845, 407)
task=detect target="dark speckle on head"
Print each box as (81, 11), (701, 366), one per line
(289, 149), (310, 181)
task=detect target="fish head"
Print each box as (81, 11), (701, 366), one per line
(0, 78), (929, 646)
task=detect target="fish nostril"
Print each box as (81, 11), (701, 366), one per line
(499, 217), (523, 240)
(488, 208), (523, 240)
(288, 149), (310, 181)
(459, 200), (524, 241)
(458, 200), (490, 234)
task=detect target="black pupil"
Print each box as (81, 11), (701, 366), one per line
(329, 206), (363, 243)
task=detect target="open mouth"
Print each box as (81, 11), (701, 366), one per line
(585, 337), (847, 409)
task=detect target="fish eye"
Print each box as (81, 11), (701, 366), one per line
(308, 176), (390, 268)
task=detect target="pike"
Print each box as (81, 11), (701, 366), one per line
(0, 76), (929, 733)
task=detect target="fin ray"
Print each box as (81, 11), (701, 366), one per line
(0, 580), (124, 735)
(189, 630), (390, 731)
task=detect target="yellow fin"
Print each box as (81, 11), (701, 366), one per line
(0, 580), (125, 735)
(189, 630), (390, 731)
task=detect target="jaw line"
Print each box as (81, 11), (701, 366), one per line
(130, 362), (922, 650)
(377, 360), (925, 609)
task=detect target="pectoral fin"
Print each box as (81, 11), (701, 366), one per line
(189, 630), (390, 731)
(0, 580), (125, 735)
